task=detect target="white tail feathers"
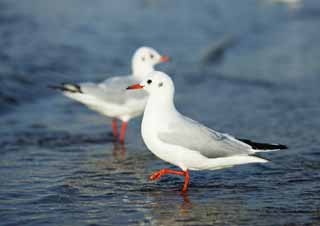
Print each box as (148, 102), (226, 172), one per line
(203, 155), (268, 170)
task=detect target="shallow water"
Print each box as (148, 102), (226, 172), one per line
(1, 0), (320, 225)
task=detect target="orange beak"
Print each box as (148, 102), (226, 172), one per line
(126, 84), (144, 90)
(159, 56), (170, 63)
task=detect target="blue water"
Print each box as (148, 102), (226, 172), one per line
(1, 0), (320, 225)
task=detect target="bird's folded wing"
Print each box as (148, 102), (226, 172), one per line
(80, 76), (147, 105)
(158, 116), (253, 158)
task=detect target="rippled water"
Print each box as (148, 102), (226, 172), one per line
(1, 0), (320, 225)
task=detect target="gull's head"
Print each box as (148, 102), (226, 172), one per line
(127, 71), (174, 97)
(132, 47), (170, 77)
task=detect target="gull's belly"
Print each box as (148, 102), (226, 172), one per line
(141, 125), (207, 170)
(98, 100), (145, 119)
(141, 135), (212, 171)
(141, 120), (180, 166)
(66, 92), (146, 120)
(142, 136), (182, 167)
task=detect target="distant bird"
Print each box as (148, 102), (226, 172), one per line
(127, 71), (287, 193)
(50, 47), (170, 144)
(201, 35), (237, 65)
(268, 0), (302, 9)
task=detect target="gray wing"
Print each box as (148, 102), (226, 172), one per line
(79, 76), (147, 105)
(158, 115), (253, 158)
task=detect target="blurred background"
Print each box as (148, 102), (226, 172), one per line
(1, 0), (320, 225)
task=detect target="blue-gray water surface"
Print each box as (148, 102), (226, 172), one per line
(1, 0), (320, 225)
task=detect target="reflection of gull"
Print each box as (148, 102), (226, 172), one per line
(145, 190), (247, 225)
(180, 193), (192, 212)
(50, 47), (170, 144)
(112, 143), (126, 160)
(127, 71), (287, 192)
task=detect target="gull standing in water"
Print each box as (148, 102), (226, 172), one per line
(51, 47), (170, 144)
(127, 71), (287, 192)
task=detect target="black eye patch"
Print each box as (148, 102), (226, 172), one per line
(158, 82), (163, 87)
(150, 53), (154, 59)
(147, 79), (152, 84)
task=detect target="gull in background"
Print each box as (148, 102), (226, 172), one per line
(51, 47), (170, 144)
(127, 71), (287, 192)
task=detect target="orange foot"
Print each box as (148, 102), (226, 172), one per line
(149, 169), (190, 192)
(149, 171), (161, 180)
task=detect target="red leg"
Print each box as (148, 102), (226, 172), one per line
(119, 121), (128, 144)
(112, 118), (118, 139)
(149, 169), (185, 180)
(182, 170), (190, 193)
(149, 169), (190, 193)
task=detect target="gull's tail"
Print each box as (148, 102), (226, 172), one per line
(238, 138), (288, 152)
(201, 155), (268, 171)
(48, 83), (83, 94)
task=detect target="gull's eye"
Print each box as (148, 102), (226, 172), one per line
(147, 79), (152, 84)
(141, 57), (145, 61)
(150, 53), (154, 59)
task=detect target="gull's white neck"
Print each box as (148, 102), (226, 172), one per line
(142, 92), (177, 131)
(132, 63), (155, 80)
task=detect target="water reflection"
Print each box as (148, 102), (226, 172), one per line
(180, 192), (193, 213)
(112, 143), (126, 160)
(146, 190), (248, 225)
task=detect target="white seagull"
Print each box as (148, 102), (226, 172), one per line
(50, 47), (170, 144)
(127, 71), (287, 192)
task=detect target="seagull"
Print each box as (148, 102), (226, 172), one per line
(127, 71), (287, 193)
(50, 47), (170, 144)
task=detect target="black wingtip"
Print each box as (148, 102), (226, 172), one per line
(238, 138), (288, 150)
(47, 83), (82, 93)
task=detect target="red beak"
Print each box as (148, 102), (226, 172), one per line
(126, 84), (144, 90)
(159, 56), (170, 63)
